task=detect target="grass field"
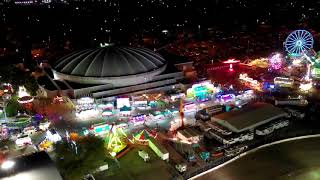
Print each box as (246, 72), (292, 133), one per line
(96, 145), (174, 180)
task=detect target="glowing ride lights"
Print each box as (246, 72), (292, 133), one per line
(53, 96), (64, 103)
(292, 58), (303, 66)
(183, 103), (197, 113)
(76, 97), (99, 119)
(105, 127), (127, 154)
(274, 77), (294, 87)
(17, 86), (34, 104)
(217, 94), (236, 103)
(223, 59), (240, 72)
(100, 103), (114, 116)
(239, 73), (260, 87)
(312, 67), (320, 78)
(76, 109), (99, 119)
(299, 82), (313, 92)
(269, 53), (283, 70)
(247, 58), (269, 68)
(17, 96), (34, 104)
(18, 86), (29, 98)
(285, 30), (314, 56)
(133, 129), (157, 144)
(130, 114), (146, 126)
(186, 81), (219, 101)
(1, 160), (15, 170)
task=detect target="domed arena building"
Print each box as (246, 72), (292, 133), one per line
(44, 45), (186, 99)
(52, 46), (167, 86)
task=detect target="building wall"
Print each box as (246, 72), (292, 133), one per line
(91, 78), (177, 98)
(73, 84), (114, 97)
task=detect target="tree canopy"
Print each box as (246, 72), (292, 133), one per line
(0, 65), (39, 96)
(5, 98), (24, 117)
(54, 135), (109, 180)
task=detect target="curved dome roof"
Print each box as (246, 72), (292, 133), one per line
(53, 46), (166, 77)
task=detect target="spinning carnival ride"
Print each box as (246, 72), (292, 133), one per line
(285, 30), (314, 57)
(284, 30), (320, 79)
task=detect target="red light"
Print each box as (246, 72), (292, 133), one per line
(223, 59), (240, 64)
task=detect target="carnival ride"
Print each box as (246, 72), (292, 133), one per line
(105, 125), (128, 155)
(269, 53), (283, 70)
(186, 81), (219, 101)
(239, 73), (261, 90)
(222, 59), (240, 72)
(246, 58), (269, 69)
(132, 129), (157, 145)
(285, 30), (314, 56)
(17, 86), (34, 106)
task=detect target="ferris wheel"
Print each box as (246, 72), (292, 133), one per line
(284, 30), (314, 56)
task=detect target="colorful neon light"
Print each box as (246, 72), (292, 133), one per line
(299, 82), (313, 91)
(105, 128), (127, 154)
(239, 74), (260, 87)
(274, 77), (294, 87)
(220, 94), (235, 102)
(269, 53), (283, 70)
(223, 59), (240, 71)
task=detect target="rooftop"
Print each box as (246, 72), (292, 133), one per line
(53, 46), (166, 78)
(212, 102), (287, 133)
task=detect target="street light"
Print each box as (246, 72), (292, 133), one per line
(1, 160), (15, 170)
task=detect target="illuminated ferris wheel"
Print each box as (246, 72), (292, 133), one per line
(284, 30), (314, 56)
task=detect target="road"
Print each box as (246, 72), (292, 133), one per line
(196, 136), (320, 180)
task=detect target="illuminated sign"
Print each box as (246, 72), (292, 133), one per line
(117, 98), (130, 109)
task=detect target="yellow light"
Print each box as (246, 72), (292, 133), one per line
(299, 82), (312, 91)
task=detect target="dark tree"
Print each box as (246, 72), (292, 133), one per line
(0, 65), (39, 95)
(54, 135), (109, 180)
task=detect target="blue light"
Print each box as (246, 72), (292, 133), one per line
(285, 30), (314, 56)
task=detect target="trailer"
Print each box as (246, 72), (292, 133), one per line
(138, 150), (150, 162)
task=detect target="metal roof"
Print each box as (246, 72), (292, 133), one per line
(212, 102), (287, 133)
(53, 46), (166, 77)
